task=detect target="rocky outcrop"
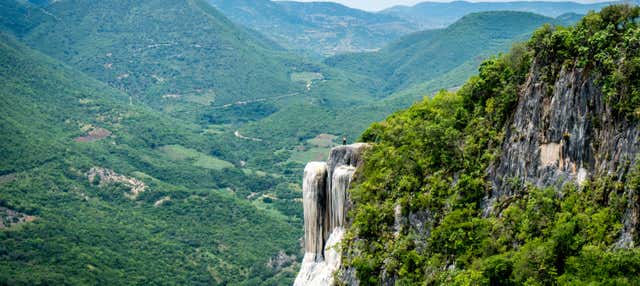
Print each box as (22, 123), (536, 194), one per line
(295, 143), (369, 286)
(0, 206), (36, 229)
(487, 63), (640, 246)
(87, 167), (147, 199)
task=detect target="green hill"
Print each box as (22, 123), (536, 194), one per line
(382, 0), (615, 28)
(326, 11), (558, 94)
(208, 0), (418, 57)
(1, 0), (308, 108)
(236, 11), (575, 165)
(2, 1), (630, 285)
(344, 5), (640, 284)
(0, 32), (301, 285)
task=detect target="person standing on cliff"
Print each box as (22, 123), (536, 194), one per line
(342, 136), (347, 145)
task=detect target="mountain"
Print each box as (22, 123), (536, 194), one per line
(208, 0), (419, 57)
(237, 10), (580, 164)
(308, 4), (640, 284)
(0, 1), (388, 283)
(1, 0), (310, 108)
(0, 0), (386, 212)
(383, 0), (617, 29)
(326, 11), (558, 94)
(0, 31), (304, 284)
(4, 0), (635, 285)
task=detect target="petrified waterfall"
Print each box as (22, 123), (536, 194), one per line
(329, 166), (356, 230)
(295, 143), (369, 286)
(303, 162), (328, 260)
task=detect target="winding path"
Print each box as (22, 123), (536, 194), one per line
(211, 93), (299, 110)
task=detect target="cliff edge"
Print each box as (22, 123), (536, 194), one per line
(294, 143), (370, 286)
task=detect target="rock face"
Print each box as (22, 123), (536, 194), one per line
(295, 143), (369, 286)
(488, 63), (640, 246)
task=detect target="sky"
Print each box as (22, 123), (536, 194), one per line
(286, 0), (614, 11)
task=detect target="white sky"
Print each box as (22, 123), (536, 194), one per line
(283, 0), (614, 11)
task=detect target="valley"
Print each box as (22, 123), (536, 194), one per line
(0, 0), (633, 285)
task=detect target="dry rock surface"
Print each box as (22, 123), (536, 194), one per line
(87, 167), (147, 199)
(0, 206), (36, 229)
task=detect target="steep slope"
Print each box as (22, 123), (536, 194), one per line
(0, 0), (306, 107)
(326, 11), (557, 94)
(334, 5), (640, 285)
(0, 0), (390, 222)
(208, 0), (418, 57)
(383, 0), (616, 29)
(0, 33), (301, 285)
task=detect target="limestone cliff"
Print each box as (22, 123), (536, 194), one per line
(332, 6), (640, 282)
(487, 62), (640, 247)
(295, 143), (369, 286)
(490, 63), (640, 198)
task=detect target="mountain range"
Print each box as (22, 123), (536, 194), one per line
(208, 0), (616, 57)
(382, 0), (617, 28)
(0, 0), (627, 284)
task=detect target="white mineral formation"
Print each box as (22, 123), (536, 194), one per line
(294, 144), (369, 286)
(329, 166), (356, 231)
(303, 162), (328, 260)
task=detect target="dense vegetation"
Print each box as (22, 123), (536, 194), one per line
(5, 0), (305, 107)
(381, 0), (613, 29)
(0, 33), (301, 285)
(528, 4), (640, 117)
(326, 11), (563, 95)
(2, 0), (629, 284)
(208, 0), (418, 57)
(345, 5), (640, 285)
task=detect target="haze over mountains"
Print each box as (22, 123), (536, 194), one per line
(382, 0), (617, 28)
(325, 11), (571, 94)
(210, 0), (617, 56)
(208, 0), (418, 57)
(0, 0), (626, 284)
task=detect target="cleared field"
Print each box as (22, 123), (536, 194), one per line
(290, 72), (323, 83)
(306, 133), (336, 148)
(288, 133), (337, 163)
(288, 147), (330, 163)
(157, 145), (234, 170)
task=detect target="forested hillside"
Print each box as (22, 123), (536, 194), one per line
(0, 32), (302, 285)
(382, 0), (615, 28)
(343, 5), (640, 284)
(208, 0), (418, 57)
(2, 0), (306, 107)
(326, 11), (558, 94)
(1, 0), (628, 284)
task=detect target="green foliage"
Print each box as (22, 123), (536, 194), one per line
(2, 0), (307, 107)
(0, 33), (301, 285)
(208, 0), (418, 58)
(327, 11), (555, 95)
(203, 102), (279, 125)
(346, 5), (640, 284)
(528, 5), (640, 117)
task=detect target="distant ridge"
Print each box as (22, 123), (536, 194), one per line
(382, 0), (622, 28)
(325, 11), (559, 94)
(208, 0), (418, 56)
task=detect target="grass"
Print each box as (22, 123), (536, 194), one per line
(288, 147), (331, 163)
(306, 133), (337, 148)
(183, 90), (217, 105)
(157, 145), (234, 170)
(287, 133), (338, 163)
(290, 72), (324, 83)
